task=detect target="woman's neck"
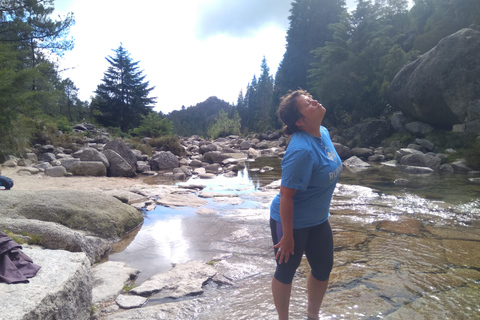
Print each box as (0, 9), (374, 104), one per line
(301, 124), (321, 137)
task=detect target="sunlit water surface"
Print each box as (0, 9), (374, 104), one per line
(109, 158), (480, 319)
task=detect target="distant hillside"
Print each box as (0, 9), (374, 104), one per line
(167, 96), (234, 137)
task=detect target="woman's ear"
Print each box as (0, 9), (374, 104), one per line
(295, 117), (305, 128)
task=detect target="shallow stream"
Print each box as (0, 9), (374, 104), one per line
(109, 158), (480, 319)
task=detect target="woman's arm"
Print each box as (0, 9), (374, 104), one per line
(273, 185), (297, 264)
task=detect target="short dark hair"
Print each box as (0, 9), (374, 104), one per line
(276, 89), (312, 135)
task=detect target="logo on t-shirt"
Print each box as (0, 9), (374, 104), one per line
(324, 146), (337, 162)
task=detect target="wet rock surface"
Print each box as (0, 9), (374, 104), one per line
(131, 260), (216, 298)
(91, 178), (480, 320)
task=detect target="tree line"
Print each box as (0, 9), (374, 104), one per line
(1, 0), (479, 158)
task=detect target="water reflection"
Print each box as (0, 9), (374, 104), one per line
(110, 207), (196, 282)
(341, 162), (480, 205)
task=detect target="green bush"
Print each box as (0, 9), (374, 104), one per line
(0, 115), (36, 158)
(426, 131), (479, 169)
(56, 117), (73, 133)
(207, 109), (241, 139)
(148, 135), (185, 156)
(127, 137), (153, 157)
(426, 131), (476, 150)
(1, 229), (44, 246)
(107, 126), (130, 139)
(381, 132), (415, 148)
(130, 112), (173, 138)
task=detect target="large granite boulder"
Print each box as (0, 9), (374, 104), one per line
(77, 147), (109, 168)
(343, 156), (371, 168)
(59, 158), (81, 171)
(104, 138), (137, 170)
(394, 148), (424, 162)
(41, 152), (56, 162)
(388, 28), (480, 127)
(203, 151), (231, 164)
(333, 143), (352, 160)
(0, 218), (110, 264)
(0, 248), (92, 320)
(399, 153), (442, 169)
(150, 151), (179, 170)
(199, 142), (219, 154)
(45, 166), (68, 177)
(0, 190), (143, 240)
(70, 161), (107, 176)
(351, 147), (373, 158)
(103, 149), (136, 177)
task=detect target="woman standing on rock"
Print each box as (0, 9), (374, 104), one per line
(270, 90), (342, 320)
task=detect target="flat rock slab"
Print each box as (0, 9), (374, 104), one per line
(212, 197), (244, 205)
(104, 299), (202, 320)
(131, 260), (216, 298)
(198, 191), (238, 198)
(102, 189), (147, 204)
(115, 294), (147, 309)
(198, 173), (216, 179)
(378, 216), (421, 235)
(443, 239), (480, 268)
(155, 193), (208, 208)
(0, 248), (92, 320)
(196, 208), (219, 215)
(92, 261), (140, 303)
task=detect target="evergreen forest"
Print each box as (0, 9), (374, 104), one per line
(1, 0), (479, 159)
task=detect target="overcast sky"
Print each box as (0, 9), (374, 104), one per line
(54, 0), (293, 114)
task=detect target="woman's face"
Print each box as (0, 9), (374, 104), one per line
(296, 95), (326, 125)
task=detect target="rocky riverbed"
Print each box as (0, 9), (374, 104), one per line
(1, 159), (480, 319)
(1, 124), (480, 319)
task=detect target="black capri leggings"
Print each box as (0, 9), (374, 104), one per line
(270, 218), (333, 284)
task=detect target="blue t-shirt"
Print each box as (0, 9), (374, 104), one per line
(270, 126), (342, 229)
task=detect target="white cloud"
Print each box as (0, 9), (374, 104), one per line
(56, 0), (288, 114)
(195, 0), (291, 39)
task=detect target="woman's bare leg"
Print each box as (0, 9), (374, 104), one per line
(272, 277), (292, 320)
(306, 273), (329, 320)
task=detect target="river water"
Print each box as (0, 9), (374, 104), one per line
(109, 158), (480, 320)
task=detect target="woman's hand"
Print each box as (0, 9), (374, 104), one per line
(273, 236), (294, 264)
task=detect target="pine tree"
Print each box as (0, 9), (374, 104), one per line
(92, 45), (156, 132)
(0, 0), (75, 68)
(244, 75), (258, 132)
(0, 0), (75, 113)
(255, 56), (274, 132)
(275, 0), (346, 98)
(235, 90), (248, 132)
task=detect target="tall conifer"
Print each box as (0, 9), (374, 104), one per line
(93, 45), (156, 132)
